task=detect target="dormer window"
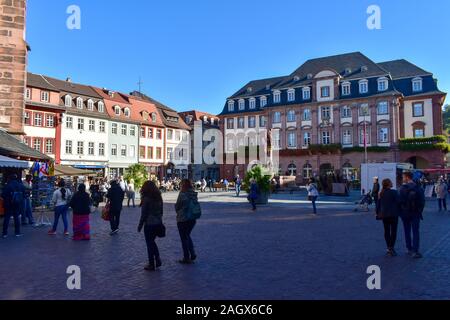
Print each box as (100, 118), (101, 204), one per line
(377, 77), (388, 92)
(412, 77), (423, 92)
(302, 87), (311, 100)
(345, 68), (352, 75)
(342, 82), (351, 96)
(185, 115), (193, 124)
(98, 101), (104, 113)
(265, 84), (271, 90)
(25, 88), (31, 100)
(41, 91), (49, 103)
(65, 95), (72, 107)
(359, 80), (369, 94)
(76, 97), (83, 109)
(307, 74), (313, 80)
(294, 76), (300, 82)
(260, 96), (267, 108)
(361, 66), (368, 72)
(114, 106), (121, 116)
(273, 90), (281, 103)
(249, 98), (256, 109)
(87, 99), (94, 111)
(124, 108), (130, 117)
(151, 113), (157, 123)
(287, 89), (295, 102)
(247, 87), (253, 93)
(228, 100), (235, 112)
(203, 116), (208, 123)
(142, 111), (149, 121)
(238, 99), (245, 110)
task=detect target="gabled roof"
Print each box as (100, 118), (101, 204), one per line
(130, 91), (176, 112)
(126, 95), (165, 127)
(27, 72), (59, 92)
(91, 87), (130, 105)
(0, 130), (51, 161)
(377, 59), (432, 79)
(43, 76), (103, 99)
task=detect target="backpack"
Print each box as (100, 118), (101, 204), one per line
(403, 185), (422, 215)
(186, 196), (202, 220)
(11, 189), (24, 209)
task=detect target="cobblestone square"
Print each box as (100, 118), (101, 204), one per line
(1, 191), (450, 300)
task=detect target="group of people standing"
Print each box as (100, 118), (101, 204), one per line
(375, 172), (426, 258)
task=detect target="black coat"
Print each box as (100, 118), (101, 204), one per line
(106, 185), (125, 212)
(378, 189), (400, 219)
(69, 191), (91, 215)
(372, 182), (380, 199)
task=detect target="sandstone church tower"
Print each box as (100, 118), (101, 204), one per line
(0, 0), (27, 135)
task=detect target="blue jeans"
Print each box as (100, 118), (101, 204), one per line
(402, 216), (421, 253)
(236, 185), (241, 197)
(52, 205), (69, 232)
(177, 220), (196, 260)
(2, 207), (21, 236)
(21, 198), (34, 224)
(310, 196), (318, 214)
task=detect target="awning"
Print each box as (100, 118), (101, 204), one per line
(0, 130), (51, 161)
(0, 155), (29, 169)
(54, 165), (95, 176)
(73, 165), (106, 170)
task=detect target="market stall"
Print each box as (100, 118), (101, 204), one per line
(0, 155), (29, 217)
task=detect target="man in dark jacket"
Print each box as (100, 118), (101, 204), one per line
(106, 180), (125, 235)
(2, 174), (25, 238)
(372, 177), (381, 214)
(399, 171), (425, 259)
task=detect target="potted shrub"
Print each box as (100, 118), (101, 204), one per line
(243, 166), (272, 205)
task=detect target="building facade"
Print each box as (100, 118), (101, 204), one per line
(219, 52), (447, 182)
(179, 110), (221, 181)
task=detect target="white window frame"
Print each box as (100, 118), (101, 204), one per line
(302, 87), (311, 100)
(238, 99), (245, 111)
(273, 90), (281, 104)
(342, 82), (351, 96)
(65, 140), (73, 154)
(303, 132), (311, 147)
(66, 116), (73, 129)
(287, 110), (296, 122)
(342, 130), (352, 145)
(76, 97), (84, 109)
(121, 145), (127, 157)
(77, 141), (84, 155)
(377, 101), (389, 115)
(88, 120), (95, 132)
(88, 142), (95, 156)
(111, 123), (118, 134)
(260, 96), (267, 108)
(121, 124), (127, 136)
(322, 131), (331, 145)
(378, 127), (389, 143)
(359, 80), (369, 94)
(114, 106), (121, 116)
(273, 112), (281, 124)
(111, 144), (118, 156)
(87, 99), (94, 111)
(41, 91), (49, 103)
(25, 88), (31, 100)
(99, 121), (106, 133)
(377, 77), (388, 92)
(287, 89), (295, 102)
(99, 143), (105, 156)
(249, 98), (256, 109)
(65, 95), (72, 107)
(412, 77), (423, 92)
(303, 108), (311, 121)
(228, 100), (235, 112)
(287, 131), (297, 148)
(98, 101), (105, 113)
(341, 106), (351, 118)
(124, 108), (131, 117)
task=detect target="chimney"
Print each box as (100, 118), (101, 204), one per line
(66, 77), (72, 82)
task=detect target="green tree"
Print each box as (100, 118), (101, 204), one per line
(243, 165), (272, 193)
(443, 104), (450, 134)
(124, 164), (149, 190)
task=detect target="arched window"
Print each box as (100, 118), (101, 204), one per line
(260, 96), (267, 108)
(303, 163), (313, 179)
(65, 95), (72, 107)
(98, 101), (104, 113)
(76, 97), (83, 109)
(288, 164), (297, 176)
(228, 100), (235, 112)
(87, 99), (94, 111)
(359, 79), (369, 94)
(124, 108), (131, 117)
(287, 110), (296, 122)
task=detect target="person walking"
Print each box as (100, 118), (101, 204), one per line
(377, 179), (400, 257)
(138, 181), (164, 271)
(49, 180), (72, 236)
(372, 177), (381, 214)
(1, 174), (25, 238)
(223, 178), (229, 192)
(200, 178), (207, 193)
(21, 175), (35, 226)
(175, 179), (201, 264)
(399, 171), (426, 259)
(106, 180), (125, 235)
(307, 178), (319, 214)
(69, 184), (92, 241)
(248, 178), (259, 211)
(127, 180), (136, 208)
(435, 178), (448, 212)
(235, 174), (242, 197)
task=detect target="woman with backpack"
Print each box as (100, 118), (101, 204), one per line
(377, 178), (400, 257)
(69, 184), (92, 241)
(175, 179), (201, 264)
(49, 180), (72, 236)
(307, 178), (319, 214)
(138, 181), (164, 271)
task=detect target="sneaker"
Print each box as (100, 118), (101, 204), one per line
(412, 252), (423, 259)
(48, 230), (57, 236)
(109, 229), (119, 236)
(155, 258), (162, 268)
(15, 234), (24, 238)
(64, 231), (70, 236)
(391, 249), (398, 257)
(190, 254), (197, 261)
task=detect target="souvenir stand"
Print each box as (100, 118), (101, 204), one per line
(0, 155), (29, 217)
(30, 161), (56, 227)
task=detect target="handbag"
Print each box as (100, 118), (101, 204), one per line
(101, 202), (111, 221)
(156, 224), (166, 238)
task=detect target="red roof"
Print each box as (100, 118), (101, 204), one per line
(127, 95), (165, 127)
(91, 87), (138, 123)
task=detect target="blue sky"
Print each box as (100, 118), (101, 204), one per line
(27, 0), (449, 114)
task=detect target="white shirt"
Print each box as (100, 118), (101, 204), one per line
(52, 188), (72, 207)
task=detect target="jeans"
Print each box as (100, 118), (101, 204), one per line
(177, 220), (196, 260)
(310, 196), (318, 214)
(52, 205), (69, 232)
(250, 197), (256, 210)
(383, 217), (398, 249)
(144, 225), (160, 265)
(110, 209), (121, 231)
(127, 192), (136, 208)
(2, 208), (21, 236)
(402, 216), (421, 253)
(236, 185), (241, 197)
(438, 198), (447, 211)
(21, 198), (34, 224)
